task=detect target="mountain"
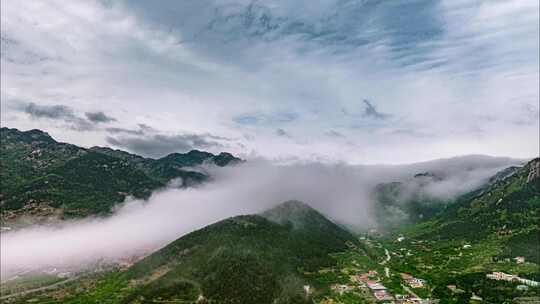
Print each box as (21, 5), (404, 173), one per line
(372, 173), (448, 230)
(371, 159), (528, 232)
(424, 158), (540, 262)
(40, 201), (356, 304)
(0, 127), (241, 219)
(331, 158), (540, 304)
(376, 158), (540, 302)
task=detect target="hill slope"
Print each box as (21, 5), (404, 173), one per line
(55, 201), (356, 304)
(0, 127), (241, 218)
(375, 158), (540, 301)
(421, 158), (539, 262)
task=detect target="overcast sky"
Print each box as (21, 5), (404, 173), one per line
(1, 0), (538, 164)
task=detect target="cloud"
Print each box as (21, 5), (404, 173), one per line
(233, 114), (260, 125)
(325, 130), (344, 138)
(232, 111), (299, 126)
(275, 128), (288, 137)
(85, 111), (116, 123)
(24, 102), (74, 120)
(0, 0), (537, 163)
(106, 124), (156, 135)
(106, 132), (228, 158)
(17, 102), (117, 131)
(0, 155), (521, 278)
(362, 99), (390, 120)
(21, 102), (93, 131)
(105, 127), (144, 135)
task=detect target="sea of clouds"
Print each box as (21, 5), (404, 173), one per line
(0, 155), (523, 279)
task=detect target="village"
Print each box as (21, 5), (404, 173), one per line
(311, 231), (540, 304)
(327, 268), (432, 304)
(486, 271), (540, 288)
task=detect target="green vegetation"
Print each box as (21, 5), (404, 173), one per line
(0, 273), (65, 296)
(308, 159), (539, 303)
(2, 129), (538, 304)
(6, 201), (355, 303)
(0, 127), (240, 217)
(373, 178), (447, 231)
(377, 158), (540, 302)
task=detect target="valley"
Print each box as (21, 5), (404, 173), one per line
(2, 0), (539, 302)
(1, 128), (538, 303)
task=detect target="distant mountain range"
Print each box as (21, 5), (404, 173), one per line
(0, 127), (241, 220)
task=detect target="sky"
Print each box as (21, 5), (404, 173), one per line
(1, 0), (539, 164)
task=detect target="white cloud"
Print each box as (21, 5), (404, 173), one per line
(1, 155), (520, 278)
(1, 0), (538, 163)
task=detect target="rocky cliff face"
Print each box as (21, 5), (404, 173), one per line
(526, 158), (540, 183)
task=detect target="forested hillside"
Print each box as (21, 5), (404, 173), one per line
(0, 127), (240, 218)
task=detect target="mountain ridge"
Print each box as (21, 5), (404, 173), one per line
(0, 127), (241, 220)
(399, 157), (540, 264)
(53, 201), (356, 304)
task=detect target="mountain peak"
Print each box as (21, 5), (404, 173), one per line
(261, 200), (315, 221)
(413, 171), (443, 181)
(158, 150), (241, 167)
(213, 152), (242, 166)
(260, 200), (349, 235)
(1, 127), (56, 144)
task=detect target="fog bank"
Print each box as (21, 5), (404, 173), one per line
(1, 155), (522, 279)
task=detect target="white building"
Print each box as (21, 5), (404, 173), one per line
(367, 281), (387, 290)
(332, 284), (352, 295)
(486, 272), (517, 281)
(374, 290), (393, 301)
(517, 277), (540, 287)
(514, 256), (525, 264)
(409, 278), (425, 288)
(486, 272), (540, 286)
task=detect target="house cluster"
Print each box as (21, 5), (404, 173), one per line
(349, 270), (393, 301)
(486, 272), (540, 287)
(394, 294), (431, 304)
(492, 256), (526, 264)
(349, 270), (432, 303)
(367, 281), (393, 301)
(331, 268), (435, 303)
(400, 273), (426, 288)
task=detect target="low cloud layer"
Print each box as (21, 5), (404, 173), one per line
(24, 103), (74, 120)
(106, 134), (225, 158)
(104, 125), (231, 158)
(22, 102), (93, 131)
(85, 111), (116, 123)
(16, 102), (116, 131)
(0, 155), (522, 279)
